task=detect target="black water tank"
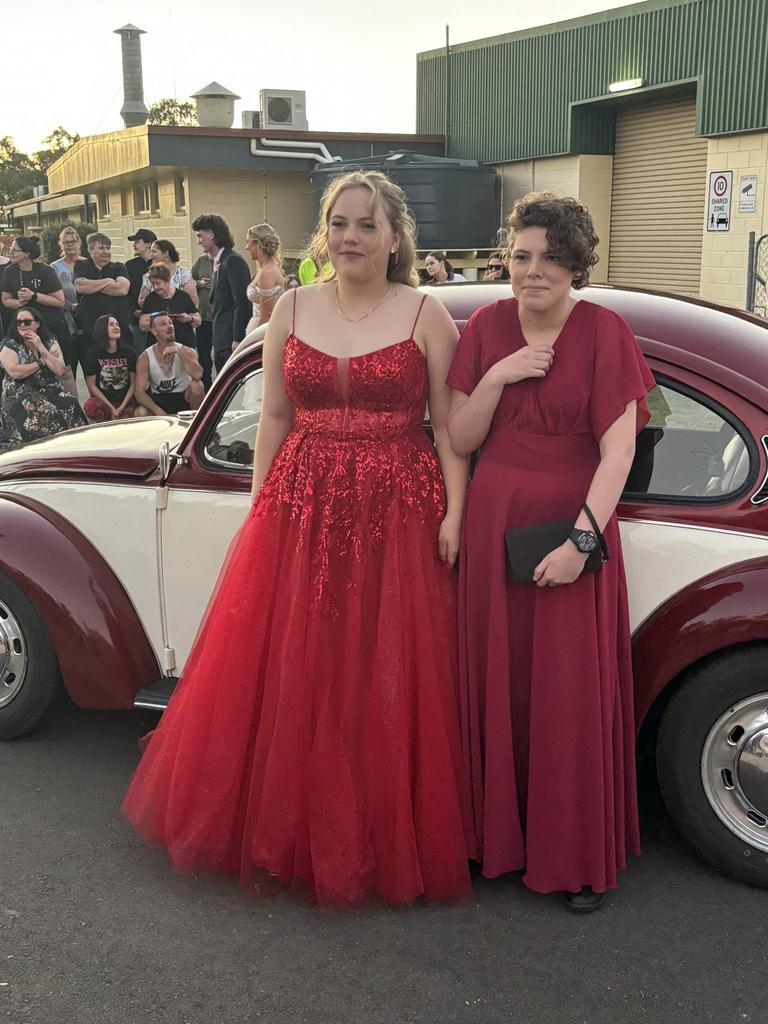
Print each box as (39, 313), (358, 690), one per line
(311, 151), (499, 251)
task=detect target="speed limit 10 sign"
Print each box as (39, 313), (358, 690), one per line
(708, 171), (733, 232)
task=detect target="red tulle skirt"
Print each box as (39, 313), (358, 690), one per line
(123, 431), (472, 907)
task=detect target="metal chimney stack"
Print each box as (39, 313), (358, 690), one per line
(114, 24), (149, 128)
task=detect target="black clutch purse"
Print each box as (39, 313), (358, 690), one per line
(504, 504), (608, 585)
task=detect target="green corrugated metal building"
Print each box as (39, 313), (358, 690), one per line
(416, 0), (768, 309)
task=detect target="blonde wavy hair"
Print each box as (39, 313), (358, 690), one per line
(308, 170), (419, 287)
(246, 222), (283, 266)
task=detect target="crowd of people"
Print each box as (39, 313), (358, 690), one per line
(122, 171), (653, 915)
(0, 213), (293, 450)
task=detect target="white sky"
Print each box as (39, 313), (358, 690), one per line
(7, 0), (641, 154)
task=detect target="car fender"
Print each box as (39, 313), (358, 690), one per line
(0, 493), (160, 708)
(633, 556), (768, 727)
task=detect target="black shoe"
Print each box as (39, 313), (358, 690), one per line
(563, 886), (606, 913)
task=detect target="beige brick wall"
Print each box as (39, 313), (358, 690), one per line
(92, 168), (318, 268)
(186, 169), (316, 263)
(494, 153), (613, 283)
(95, 174), (190, 264)
(700, 132), (768, 310)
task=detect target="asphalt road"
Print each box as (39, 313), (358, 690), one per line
(2, 707), (766, 1024)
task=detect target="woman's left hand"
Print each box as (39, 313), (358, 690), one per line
(438, 513), (462, 567)
(533, 541), (588, 587)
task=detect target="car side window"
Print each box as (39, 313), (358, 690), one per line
(623, 381), (752, 501)
(202, 370), (262, 471)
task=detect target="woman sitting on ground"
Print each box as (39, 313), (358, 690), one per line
(137, 240), (197, 309)
(83, 314), (142, 421)
(0, 306), (86, 451)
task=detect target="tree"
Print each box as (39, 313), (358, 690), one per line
(148, 99), (198, 127)
(0, 136), (40, 206)
(0, 127), (81, 205)
(34, 127), (81, 173)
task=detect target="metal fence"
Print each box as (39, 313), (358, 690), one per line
(747, 232), (768, 318)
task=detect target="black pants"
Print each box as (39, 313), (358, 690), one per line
(69, 332), (90, 379)
(213, 347), (231, 375)
(196, 321), (213, 390)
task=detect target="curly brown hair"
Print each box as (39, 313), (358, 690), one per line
(506, 193), (599, 289)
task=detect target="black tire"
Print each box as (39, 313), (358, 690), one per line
(0, 573), (63, 740)
(657, 644), (768, 889)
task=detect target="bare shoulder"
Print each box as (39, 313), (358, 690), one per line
(414, 289), (459, 343)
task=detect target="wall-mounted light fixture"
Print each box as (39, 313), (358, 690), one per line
(608, 78), (644, 93)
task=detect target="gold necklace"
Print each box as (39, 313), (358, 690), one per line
(334, 282), (392, 324)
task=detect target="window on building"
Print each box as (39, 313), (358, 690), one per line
(120, 189), (131, 216)
(623, 380), (752, 501)
(133, 182), (160, 216)
(174, 176), (186, 213)
(97, 192), (110, 218)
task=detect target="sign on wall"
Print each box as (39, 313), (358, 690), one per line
(739, 175), (758, 214)
(707, 171), (733, 232)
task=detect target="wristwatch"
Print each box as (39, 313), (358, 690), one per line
(568, 528), (598, 554)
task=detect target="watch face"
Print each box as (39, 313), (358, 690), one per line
(578, 532), (598, 553)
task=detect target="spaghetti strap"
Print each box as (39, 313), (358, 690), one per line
(411, 294), (428, 336)
(291, 287), (297, 333)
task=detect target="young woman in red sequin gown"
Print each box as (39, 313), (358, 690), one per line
(123, 171), (472, 906)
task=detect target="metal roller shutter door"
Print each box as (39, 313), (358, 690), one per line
(608, 97), (708, 296)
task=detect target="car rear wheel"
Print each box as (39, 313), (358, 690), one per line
(0, 574), (63, 740)
(657, 646), (768, 889)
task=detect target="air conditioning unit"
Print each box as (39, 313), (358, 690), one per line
(241, 110), (260, 130)
(259, 90), (308, 131)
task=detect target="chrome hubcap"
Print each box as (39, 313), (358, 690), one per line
(0, 598), (28, 709)
(702, 694), (768, 852)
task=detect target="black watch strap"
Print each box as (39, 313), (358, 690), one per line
(582, 502), (609, 561)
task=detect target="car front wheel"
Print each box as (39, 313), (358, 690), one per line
(657, 645), (768, 889)
(0, 574), (63, 740)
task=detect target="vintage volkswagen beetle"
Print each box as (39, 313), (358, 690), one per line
(1, 283), (767, 889)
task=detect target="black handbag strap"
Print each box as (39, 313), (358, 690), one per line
(582, 502), (609, 562)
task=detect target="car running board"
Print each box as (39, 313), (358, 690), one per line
(133, 677), (178, 710)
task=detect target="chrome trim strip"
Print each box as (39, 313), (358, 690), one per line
(133, 695), (169, 710)
(618, 517), (768, 544)
(750, 436), (768, 505)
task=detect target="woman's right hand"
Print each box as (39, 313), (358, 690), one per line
(491, 345), (554, 385)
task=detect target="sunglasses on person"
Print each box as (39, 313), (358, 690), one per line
(486, 264), (504, 272)
(16, 317), (38, 326)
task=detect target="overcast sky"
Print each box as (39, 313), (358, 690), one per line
(8, 0), (640, 154)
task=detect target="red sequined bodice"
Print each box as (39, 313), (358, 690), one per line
(284, 335), (429, 437)
(255, 334), (446, 604)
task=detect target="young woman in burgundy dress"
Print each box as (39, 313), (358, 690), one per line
(447, 194), (654, 912)
(123, 170), (472, 906)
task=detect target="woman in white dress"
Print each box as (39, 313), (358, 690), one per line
(244, 223), (285, 335)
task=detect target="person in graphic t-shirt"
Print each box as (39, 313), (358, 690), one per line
(124, 228), (157, 356)
(139, 263), (201, 347)
(72, 233), (131, 378)
(83, 314), (140, 421)
(1, 236), (69, 358)
(134, 312), (204, 417)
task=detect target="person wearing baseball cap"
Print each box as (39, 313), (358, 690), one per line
(126, 229), (158, 355)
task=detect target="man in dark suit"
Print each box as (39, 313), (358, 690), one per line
(191, 213), (252, 374)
